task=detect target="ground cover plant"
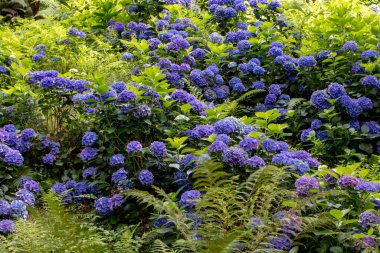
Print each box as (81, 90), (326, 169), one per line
(0, 0), (380, 252)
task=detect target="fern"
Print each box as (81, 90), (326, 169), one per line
(287, 98), (306, 110)
(235, 89), (266, 104)
(0, 192), (109, 253)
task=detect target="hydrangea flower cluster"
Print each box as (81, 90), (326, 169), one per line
(0, 177), (40, 234)
(0, 125), (38, 166)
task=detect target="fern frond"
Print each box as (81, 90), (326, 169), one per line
(287, 98), (306, 110)
(236, 89), (266, 104)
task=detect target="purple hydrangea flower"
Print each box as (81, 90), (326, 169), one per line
(82, 132), (98, 146)
(359, 211), (380, 228)
(222, 147), (248, 166)
(338, 174), (362, 188)
(122, 52), (134, 61)
(249, 216), (264, 229)
(357, 97), (373, 109)
(295, 176), (319, 197)
(310, 119), (322, 130)
(139, 170), (154, 185)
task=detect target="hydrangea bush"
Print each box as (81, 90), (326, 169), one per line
(0, 0), (380, 251)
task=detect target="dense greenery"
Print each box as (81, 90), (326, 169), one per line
(0, 0), (379, 252)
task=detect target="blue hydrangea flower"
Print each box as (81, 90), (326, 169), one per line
(0, 220), (14, 234)
(95, 197), (112, 215)
(251, 81), (265, 90)
(269, 236), (291, 251)
(355, 181), (380, 192)
(342, 41), (359, 51)
(150, 141), (167, 157)
(190, 48), (206, 59)
(290, 159), (310, 175)
(21, 128), (35, 141)
(139, 170), (154, 185)
(122, 52), (134, 61)
(82, 132), (98, 146)
(239, 137), (258, 151)
(109, 194), (124, 209)
(247, 156), (266, 167)
(268, 0), (281, 9)
(237, 40), (251, 51)
(22, 180), (40, 193)
(310, 90), (331, 110)
(209, 141), (228, 153)
(210, 32), (223, 44)
(82, 167), (97, 179)
(327, 83), (346, 98)
(261, 138), (278, 152)
(0, 200), (11, 216)
(112, 168), (128, 183)
(298, 56), (316, 68)
(268, 84), (281, 96)
(180, 154), (197, 170)
(361, 50), (379, 59)
(109, 154), (125, 166)
(52, 183), (67, 194)
(310, 119), (322, 130)
(42, 153), (56, 165)
(361, 75), (379, 89)
(4, 149), (24, 166)
(80, 147), (98, 161)
(126, 141), (142, 154)
(357, 97), (373, 109)
(11, 200), (27, 219)
(363, 121), (380, 134)
(179, 190), (201, 208)
(268, 46), (283, 57)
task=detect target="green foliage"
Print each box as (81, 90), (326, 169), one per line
(0, 192), (108, 253)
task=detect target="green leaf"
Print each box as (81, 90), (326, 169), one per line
(283, 200), (297, 208)
(330, 246), (343, 253)
(329, 209), (349, 221)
